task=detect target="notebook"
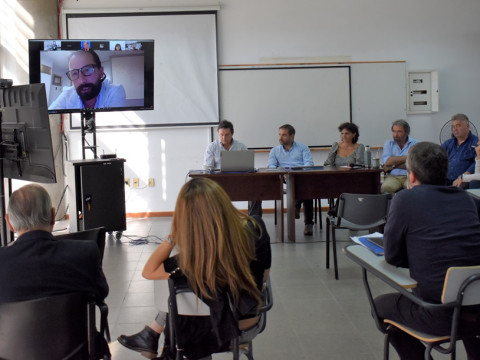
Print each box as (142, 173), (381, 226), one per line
(220, 150), (255, 172)
(358, 236), (384, 256)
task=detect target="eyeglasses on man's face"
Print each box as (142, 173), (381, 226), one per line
(66, 64), (97, 81)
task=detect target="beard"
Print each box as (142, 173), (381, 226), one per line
(75, 78), (102, 102)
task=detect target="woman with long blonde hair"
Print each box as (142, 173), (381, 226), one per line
(118, 177), (271, 359)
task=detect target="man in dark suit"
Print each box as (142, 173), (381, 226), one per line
(0, 184), (108, 303)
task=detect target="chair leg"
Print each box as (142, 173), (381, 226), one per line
(326, 218), (330, 269)
(332, 228), (339, 280)
(274, 200), (277, 225)
(383, 333), (390, 360)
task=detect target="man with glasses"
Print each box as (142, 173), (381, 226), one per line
(49, 49), (126, 110)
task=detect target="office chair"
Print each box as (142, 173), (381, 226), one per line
(0, 292), (111, 360)
(160, 276), (273, 360)
(326, 192), (391, 279)
(55, 227), (111, 342)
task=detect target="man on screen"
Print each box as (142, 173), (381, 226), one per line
(49, 49), (126, 111)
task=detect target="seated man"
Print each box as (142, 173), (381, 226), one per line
(203, 119), (261, 217)
(268, 124), (314, 235)
(0, 184), (109, 303)
(381, 119), (417, 194)
(441, 113), (478, 187)
(375, 142), (480, 359)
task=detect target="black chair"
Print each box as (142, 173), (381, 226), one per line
(55, 227), (110, 342)
(326, 193), (391, 279)
(0, 292), (110, 360)
(55, 227), (107, 265)
(162, 277), (273, 360)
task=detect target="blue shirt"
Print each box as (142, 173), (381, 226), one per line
(203, 139), (248, 168)
(441, 131), (478, 181)
(49, 79), (127, 110)
(382, 137), (418, 176)
(268, 141), (313, 168)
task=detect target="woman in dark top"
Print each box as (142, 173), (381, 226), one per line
(118, 177), (271, 358)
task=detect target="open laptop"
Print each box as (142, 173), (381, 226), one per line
(220, 150), (255, 172)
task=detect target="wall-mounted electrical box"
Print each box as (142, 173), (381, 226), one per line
(407, 70), (439, 114)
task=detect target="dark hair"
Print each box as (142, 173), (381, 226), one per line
(406, 142), (448, 185)
(218, 120), (234, 134)
(391, 119), (410, 135)
(279, 124), (295, 135)
(338, 122), (359, 144)
(451, 113), (469, 122)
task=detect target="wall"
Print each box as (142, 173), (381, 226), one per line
(3, 0), (480, 213)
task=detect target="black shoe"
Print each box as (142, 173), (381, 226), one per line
(117, 325), (160, 358)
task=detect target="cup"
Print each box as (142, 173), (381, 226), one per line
(372, 158), (380, 169)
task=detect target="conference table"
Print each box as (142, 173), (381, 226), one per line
(286, 166), (381, 242)
(189, 166), (381, 243)
(189, 168), (286, 242)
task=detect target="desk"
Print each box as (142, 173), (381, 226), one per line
(189, 169), (286, 242)
(343, 244), (417, 288)
(286, 167), (381, 242)
(467, 188), (480, 199)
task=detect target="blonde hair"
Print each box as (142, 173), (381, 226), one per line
(171, 178), (261, 308)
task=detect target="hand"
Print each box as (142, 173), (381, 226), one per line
(453, 177), (463, 187)
(475, 145), (480, 159)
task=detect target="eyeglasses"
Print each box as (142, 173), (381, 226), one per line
(66, 64), (96, 81)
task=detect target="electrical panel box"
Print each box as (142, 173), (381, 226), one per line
(407, 71), (439, 114)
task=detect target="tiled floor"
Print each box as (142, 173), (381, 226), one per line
(73, 213), (467, 360)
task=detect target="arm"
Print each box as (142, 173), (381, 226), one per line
(203, 142), (215, 167)
(302, 145), (314, 166)
(267, 148), (279, 168)
(383, 196), (409, 268)
(384, 156), (407, 172)
(355, 144), (365, 165)
(324, 142), (338, 166)
(142, 240), (174, 279)
(462, 159), (480, 182)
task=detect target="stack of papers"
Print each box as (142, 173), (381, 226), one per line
(350, 232), (384, 256)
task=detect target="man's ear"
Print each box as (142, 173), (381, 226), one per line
(5, 214), (15, 233)
(407, 170), (417, 188)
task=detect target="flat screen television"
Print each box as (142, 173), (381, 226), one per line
(28, 39), (154, 114)
(0, 83), (56, 183)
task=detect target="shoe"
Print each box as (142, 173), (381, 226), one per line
(117, 325), (160, 358)
(295, 207), (300, 219)
(304, 224), (313, 236)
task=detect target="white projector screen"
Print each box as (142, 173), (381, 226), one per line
(65, 11), (219, 128)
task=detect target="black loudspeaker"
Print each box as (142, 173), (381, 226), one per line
(67, 159), (126, 232)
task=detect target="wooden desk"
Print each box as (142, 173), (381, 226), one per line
(189, 169), (286, 242)
(286, 166), (381, 242)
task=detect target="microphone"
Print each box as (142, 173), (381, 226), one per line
(349, 163), (365, 168)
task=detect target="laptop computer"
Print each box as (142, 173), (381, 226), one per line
(220, 150), (255, 172)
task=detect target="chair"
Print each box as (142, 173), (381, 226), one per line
(366, 264), (480, 360)
(55, 227), (107, 265)
(0, 292), (110, 360)
(326, 193), (391, 279)
(162, 277), (273, 360)
(55, 227), (111, 342)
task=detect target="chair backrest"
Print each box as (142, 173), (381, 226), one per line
(442, 266), (480, 305)
(337, 193), (392, 226)
(0, 292), (91, 360)
(55, 227), (106, 264)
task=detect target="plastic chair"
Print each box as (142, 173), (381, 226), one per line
(326, 193), (391, 279)
(0, 292), (110, 360)
(161, 277), (273, 360)
(365, 266), (480, 360)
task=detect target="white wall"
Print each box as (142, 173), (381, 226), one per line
(4, 0), (480, 213)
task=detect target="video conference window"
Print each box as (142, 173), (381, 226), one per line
(31, 39), (153, 114)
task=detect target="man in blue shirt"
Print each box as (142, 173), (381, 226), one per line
(441, 113), (478, 187)
(381, 120), (418, 194)
(268, 124), (314, 235)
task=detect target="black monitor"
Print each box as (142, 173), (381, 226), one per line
(28, 39), (154, 114)
(0, 83), (56, 183)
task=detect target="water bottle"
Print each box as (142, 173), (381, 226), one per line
(364, 145), (372, 168)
